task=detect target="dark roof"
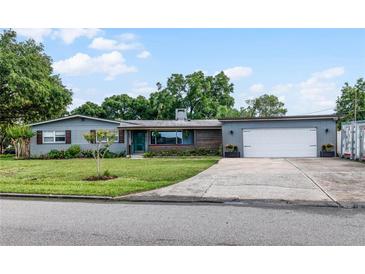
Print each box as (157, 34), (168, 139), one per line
(219, 114), (338, 122)
(118, 119), (222, 129)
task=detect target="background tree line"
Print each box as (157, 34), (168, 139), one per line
(72, 74), (288, 120)
(1, 29), (364, 153)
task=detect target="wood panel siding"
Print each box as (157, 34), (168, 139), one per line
(195, 129), (222, 149)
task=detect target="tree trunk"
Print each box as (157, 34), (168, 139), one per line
(96, 143), (101, 177)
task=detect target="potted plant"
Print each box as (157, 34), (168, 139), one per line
(224, 144), (240, 158)
(320, 144), (335, 157)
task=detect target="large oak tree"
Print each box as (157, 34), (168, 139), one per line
(149, 71), (235, 119)
(0, 30), (72, 153)
(0, 30), (72, 123)
(240, 94), (287, 118)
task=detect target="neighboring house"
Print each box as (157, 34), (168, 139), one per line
(29, 109), (338, 158)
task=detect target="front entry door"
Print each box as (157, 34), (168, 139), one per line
(132, 131), (146, 153)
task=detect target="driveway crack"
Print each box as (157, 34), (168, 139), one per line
(285, 158), (341, 208)
(201, 182), (215, 198)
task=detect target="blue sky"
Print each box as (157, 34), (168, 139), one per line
(11, 28), (365, 115)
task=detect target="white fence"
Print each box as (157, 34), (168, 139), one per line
(340, 120), (365, 161)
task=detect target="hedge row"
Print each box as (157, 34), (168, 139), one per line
(37, 145), (125, 159)
(143, 148), (221, 158)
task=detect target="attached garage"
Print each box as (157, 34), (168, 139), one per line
(243, 128), (317, 157)
(221, 115), (338, 158)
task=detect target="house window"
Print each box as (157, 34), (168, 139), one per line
(43, 131), (66, 143)
(151, 130), (194, 145)
(96, 130), (119, 143)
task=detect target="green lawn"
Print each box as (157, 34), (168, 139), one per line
(0, 157), (219, 197)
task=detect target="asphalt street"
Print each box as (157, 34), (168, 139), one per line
(1, 198), (365, 245)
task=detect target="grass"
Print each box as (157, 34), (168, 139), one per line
(0, 156), (219, 197)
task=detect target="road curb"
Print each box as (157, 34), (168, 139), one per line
(0, 193), (113, 200)
(114, 194), (343, 208)
(1, 192), (365, 209)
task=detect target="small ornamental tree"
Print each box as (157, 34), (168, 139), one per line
(83, 129), (116, 178)
(6, 125), (34, 159)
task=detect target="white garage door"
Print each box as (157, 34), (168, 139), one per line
(243, 128), (317, 157)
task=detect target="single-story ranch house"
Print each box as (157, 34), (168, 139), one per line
(29, 109), (338, 158)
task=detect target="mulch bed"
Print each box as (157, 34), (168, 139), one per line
(83, 175), (118, 181)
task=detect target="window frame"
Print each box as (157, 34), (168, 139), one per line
(95, 130), (119, 143)
(150, 130), (194, 145)
(42, 131), (66, 144)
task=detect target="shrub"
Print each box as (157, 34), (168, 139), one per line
(322, 144), (334, 152)
(47, 149), (65, 159)
(80, 149), (94, 158)
(225, 144), (237, 152)
(103, 169), (111, 177)
(104, 151), (117, 158)
(64, 145), (81, 158)
(143, 152), (155, 158)
(144, 148), (220, 157)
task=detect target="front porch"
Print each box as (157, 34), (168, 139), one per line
(126, 130), (148, 156)
(125, 129), (197, 156)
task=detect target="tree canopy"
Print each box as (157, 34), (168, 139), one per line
(336, 78), (365, 122)
(156, 71), (235, 119)
(0, 30), (72, 124)
(71, 101), (106, 118)
(71, 71), (236, 120)
(101, 94), (153, 120)
(240, 94), (287, 118)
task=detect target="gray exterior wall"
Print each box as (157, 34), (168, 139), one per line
(30, 117), (126, 156)
(221, 119), (337, 157)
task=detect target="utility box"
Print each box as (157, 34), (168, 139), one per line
(341, 120), (365, 161)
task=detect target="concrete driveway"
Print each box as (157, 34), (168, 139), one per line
(121, 158), (365, 208)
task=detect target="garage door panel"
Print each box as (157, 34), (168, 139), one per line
(243, 128), (317, 158)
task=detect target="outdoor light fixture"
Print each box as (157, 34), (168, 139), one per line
(325, 128), (329, 133)
(230, 130), (234, 135)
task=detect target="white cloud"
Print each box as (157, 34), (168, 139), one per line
(53, 51), (137, 80)
(15, 28), (53, 42)
(222, 66), (253, 80)
(118, 33), (138, 41)
(129, 81), (156, 97)
(89, 37), (141, 51)
(311, 66), (345, 80)
(52, 28), (101, 44)
(298, 67), (345, 108)
(249, 83), (264, 93)
(251, 66), (345, 114)
(272, 83), (294, 94)
(137, 50), (151, 59)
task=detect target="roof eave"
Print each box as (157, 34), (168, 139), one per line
(219, 115), (339, 122)
(29, 115), (120, 126)
(118, 126), (222, 130)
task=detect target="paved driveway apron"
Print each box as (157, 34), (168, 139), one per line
(122, 158), (365, 207)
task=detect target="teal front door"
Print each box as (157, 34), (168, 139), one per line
(132, 131), (146, 153)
